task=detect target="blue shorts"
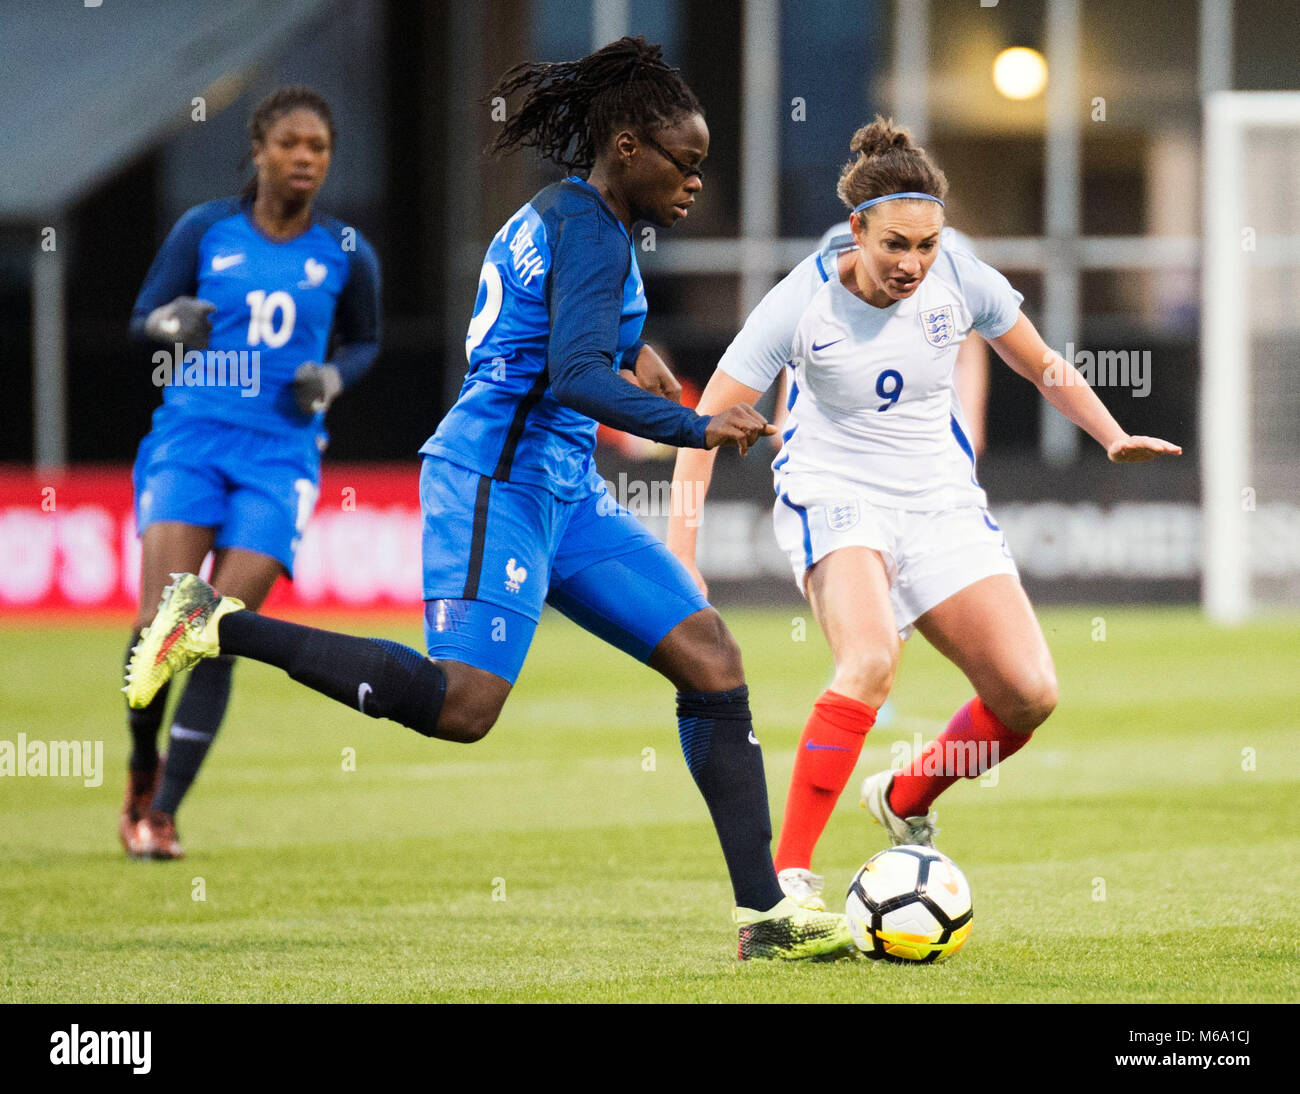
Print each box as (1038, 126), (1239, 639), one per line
(132, 413), (324, 574)
(421, 456), (710, 683)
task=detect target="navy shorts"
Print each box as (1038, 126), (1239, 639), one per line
(420, 456), (710, 683)
(133, 413), (323, 574)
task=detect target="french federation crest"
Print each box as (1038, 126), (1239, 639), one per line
(827, 501), (860, 532)
(920, 305), (956, 348)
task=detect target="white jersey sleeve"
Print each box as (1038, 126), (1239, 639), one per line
(716, 250), (835, 392)
(932, 241), (1023, 340)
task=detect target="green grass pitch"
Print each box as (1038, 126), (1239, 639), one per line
(2, 606), (1297, 1003)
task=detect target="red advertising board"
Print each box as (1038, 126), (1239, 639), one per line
(0, 465), (425, 616)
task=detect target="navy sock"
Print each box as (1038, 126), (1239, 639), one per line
(677, 685), (784, 912)
(152, 655), (233, 815)
(125, 630), (169, 772)
(217, 611), (446, 736)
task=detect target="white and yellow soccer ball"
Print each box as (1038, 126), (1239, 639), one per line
(845, 845), (973, 963)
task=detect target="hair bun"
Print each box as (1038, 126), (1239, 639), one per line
(849, 117), (912, 159)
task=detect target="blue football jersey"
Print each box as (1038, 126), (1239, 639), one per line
(131, 197), (380, 436)
(421, 177), (708, 501)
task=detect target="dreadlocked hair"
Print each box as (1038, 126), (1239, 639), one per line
(836, 116), (947, 211)
(241, 85), (335, 198)
(485, 35), (702, 170)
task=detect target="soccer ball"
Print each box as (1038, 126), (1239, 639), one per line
(845, 845), (973, 963)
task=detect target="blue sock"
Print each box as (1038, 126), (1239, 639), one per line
(677, 685), (784, 912)
(217, 612), (446, 736)
(152, 655), (234, 815)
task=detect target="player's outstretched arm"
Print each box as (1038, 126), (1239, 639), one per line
(546, 214), (714, 448)
(987, 312), (1182, 462)
(667, 370), (765, 595)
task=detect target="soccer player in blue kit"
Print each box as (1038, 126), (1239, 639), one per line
(126, 37), (853, 960)
(120, 87), (381, 860)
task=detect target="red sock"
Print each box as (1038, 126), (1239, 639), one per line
(774, 691), (876, 872)
(889, 697), (1031, 817)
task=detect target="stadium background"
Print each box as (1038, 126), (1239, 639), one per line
(1, 0), (1298, 1013)
(2, 0), (1297, 614)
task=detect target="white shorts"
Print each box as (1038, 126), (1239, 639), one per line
(772, 493), (1019, 638)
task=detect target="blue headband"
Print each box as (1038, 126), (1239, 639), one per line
(852, 192), (945, 215)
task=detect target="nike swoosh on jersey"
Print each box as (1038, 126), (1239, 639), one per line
(804, 742), (851, 752)
(748, 730), (760, 745)
(357, 682), (373, 713)
(211, 253), (245, 271)
(810, 337), (845, 352)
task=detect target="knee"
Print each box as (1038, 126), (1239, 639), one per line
(832, 646), (898, 706)
(431, 662), (511, 743)
(434, 704), (499, 744)
(681, 611), (745, 691)
(997, 669), (1058, 733)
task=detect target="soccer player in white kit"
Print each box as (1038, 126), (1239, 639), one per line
(667, 118), (1180, 910)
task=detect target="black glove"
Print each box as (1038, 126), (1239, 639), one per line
(293, 362), (343, 415)
(144, 296), (217, 349)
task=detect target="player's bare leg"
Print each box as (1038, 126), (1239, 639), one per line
(773, 547), (896, 894)
(806, 547), (899, 707)
(134, 522), (216, 632)
(120, 522), (215, 858)
(648, 605), (744, 691)
(210, 548), (283, 612)
(914, 574), (1058, 733)
(430, 662), (512, 743)
(886, 574), (1057, 818)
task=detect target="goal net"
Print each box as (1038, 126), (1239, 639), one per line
(1202, 92), (1300, 622)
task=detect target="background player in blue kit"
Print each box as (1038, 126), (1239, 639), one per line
(126, 38), (853, 960)
(120, 87), (381, 860)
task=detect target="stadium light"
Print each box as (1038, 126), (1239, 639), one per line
(993, 46), (1049, 100)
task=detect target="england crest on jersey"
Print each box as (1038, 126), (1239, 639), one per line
(920, 305), (956, 348)
(826, 501), (860, 531)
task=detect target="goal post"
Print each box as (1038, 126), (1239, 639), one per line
(1201, 92), (1300, 623)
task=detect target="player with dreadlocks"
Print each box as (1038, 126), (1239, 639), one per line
(125, 37), (853, 960)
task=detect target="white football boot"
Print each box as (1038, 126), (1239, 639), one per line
(860, 769), (938, 847)
(777, 867), (827, 912)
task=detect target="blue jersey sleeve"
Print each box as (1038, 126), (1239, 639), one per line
(327, 227), (382, 388)
(546, 212), (709, 448)
(619, 338), (646, 371)
(129, 200), (236, 343)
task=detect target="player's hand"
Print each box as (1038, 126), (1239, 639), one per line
(632, 345), (682, 403)
(1107, 435), (1182, 462)
(703, 405), (776, 457)
(293, 362), (343, 415)
(144, 297), (216, 349)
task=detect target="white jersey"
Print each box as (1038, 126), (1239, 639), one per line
(717, 226), (982, 394)
(719, 228), (1023, 512)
